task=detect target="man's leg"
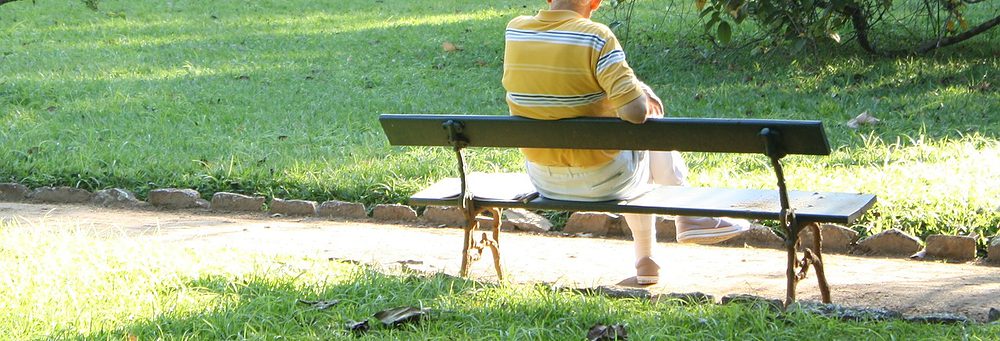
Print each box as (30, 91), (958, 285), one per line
(623, 213), (658, 284)
(648, 151), (687, 186)
(648, 151), (751, 244)
(621, 151), (680, 285)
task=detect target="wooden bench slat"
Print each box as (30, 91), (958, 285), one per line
(410, 176), (875, 224)
(380, 114), (832, 156)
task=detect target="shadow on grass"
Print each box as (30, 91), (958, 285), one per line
(54, 264), (1000, 339)
(65, 266), (485, 339)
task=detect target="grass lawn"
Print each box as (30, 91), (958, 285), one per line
(2, 222), (998, 339)
(1, 0), (998, 249)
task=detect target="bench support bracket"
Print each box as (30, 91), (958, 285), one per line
(762, 128), (832, 308)
(445, 120), (505, 280)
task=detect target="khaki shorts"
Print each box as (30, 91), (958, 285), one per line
(525, 151), (654, 202)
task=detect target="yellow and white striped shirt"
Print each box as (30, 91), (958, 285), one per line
(503, 10), (644, 167)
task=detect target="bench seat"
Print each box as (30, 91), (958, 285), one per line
(411, 174), (876, 224)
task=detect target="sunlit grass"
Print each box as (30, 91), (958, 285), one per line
(1, 221), (997, 339)
(0, 0), (998, 250)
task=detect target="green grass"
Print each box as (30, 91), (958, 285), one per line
(0, 1), (998, 249)
(2, 221), (998, 339)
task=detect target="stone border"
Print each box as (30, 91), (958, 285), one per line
(0, 182), (997, 265)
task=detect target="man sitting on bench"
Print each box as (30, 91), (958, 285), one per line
(503, 0), (751, 284)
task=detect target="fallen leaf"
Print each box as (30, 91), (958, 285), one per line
(475, 59), (487, 67)
(846, 111), (880, 129)
(297, 299), (340, 310)
(127, 334), (138, 341)
(442, 41), (461, 52)
(587, 323), (628, 341)
(347, 320), (370, 335)
(374, 306), (428, 327)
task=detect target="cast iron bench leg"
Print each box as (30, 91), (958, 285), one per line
(460, 213), (477, 278)
(785, 222), (832, 307)
(485, 208), (503, 281)
(459, 207), (504, 281)
(808, 222), (832, 303)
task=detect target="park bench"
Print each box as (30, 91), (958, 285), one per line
(379, 114), (876, 307)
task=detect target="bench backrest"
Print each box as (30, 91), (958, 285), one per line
(380, 114), (831, 156)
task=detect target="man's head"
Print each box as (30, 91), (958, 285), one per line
(548, 0), (602, 18)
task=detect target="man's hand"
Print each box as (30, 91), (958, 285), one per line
(640, 82), (664, 118)
(617, 82), (663, 124)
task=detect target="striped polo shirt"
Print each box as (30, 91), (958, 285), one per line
(503, 9), (644, 167)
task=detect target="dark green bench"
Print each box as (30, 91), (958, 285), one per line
(379, 114), (876, 307)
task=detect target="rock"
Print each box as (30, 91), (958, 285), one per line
(989, 308), (999, 323)
(91, 188), (141, 208)
(28, 186), (92, 203)
(195, 199), (210, 209)
(923, 234), (977, 262)
(269, 198), (317, 216)
(720, 294), (782, 311)
(719, 225), (784, 249)
(798, 223), (859, 254)
(372, 204), (417, 221)
(789, 301), (901, 322)
(988, 236), (1000, 265)
(318, 200), (367, 219)
(422, 206), (466, 227)
(655, 216), (677, 242)
(211, 192), (264, 212)
(564, 212), (620, 237)
(503, 208), (552, 232)
(575, 285), (650, 299)
(905, 312), (970, 324)
(654, 292), (714, 305)
(148, 188), (202, 209)
(0, 183), (29, 202)
(853, 228), (922, 257)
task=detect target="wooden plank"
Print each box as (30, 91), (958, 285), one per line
(380, 114), (831, 156)
(410, 177), (876, 224)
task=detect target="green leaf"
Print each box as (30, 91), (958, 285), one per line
(705, 15), (720, 31)
(717, 21), (732, 44)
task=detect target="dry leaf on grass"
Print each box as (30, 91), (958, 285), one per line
(442, 41), (461, 52)
(374, 306), (429, 327)
(846, 111), (880, 129)
(587, 323), (629, 340)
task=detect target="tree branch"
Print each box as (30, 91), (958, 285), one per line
(845, 4), (999, 56)
(915, 14), (1000, 53)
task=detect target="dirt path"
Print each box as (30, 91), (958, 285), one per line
(2, 202), (998, 322)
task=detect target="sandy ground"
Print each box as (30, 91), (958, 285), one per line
(2, 202), (998, 322)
